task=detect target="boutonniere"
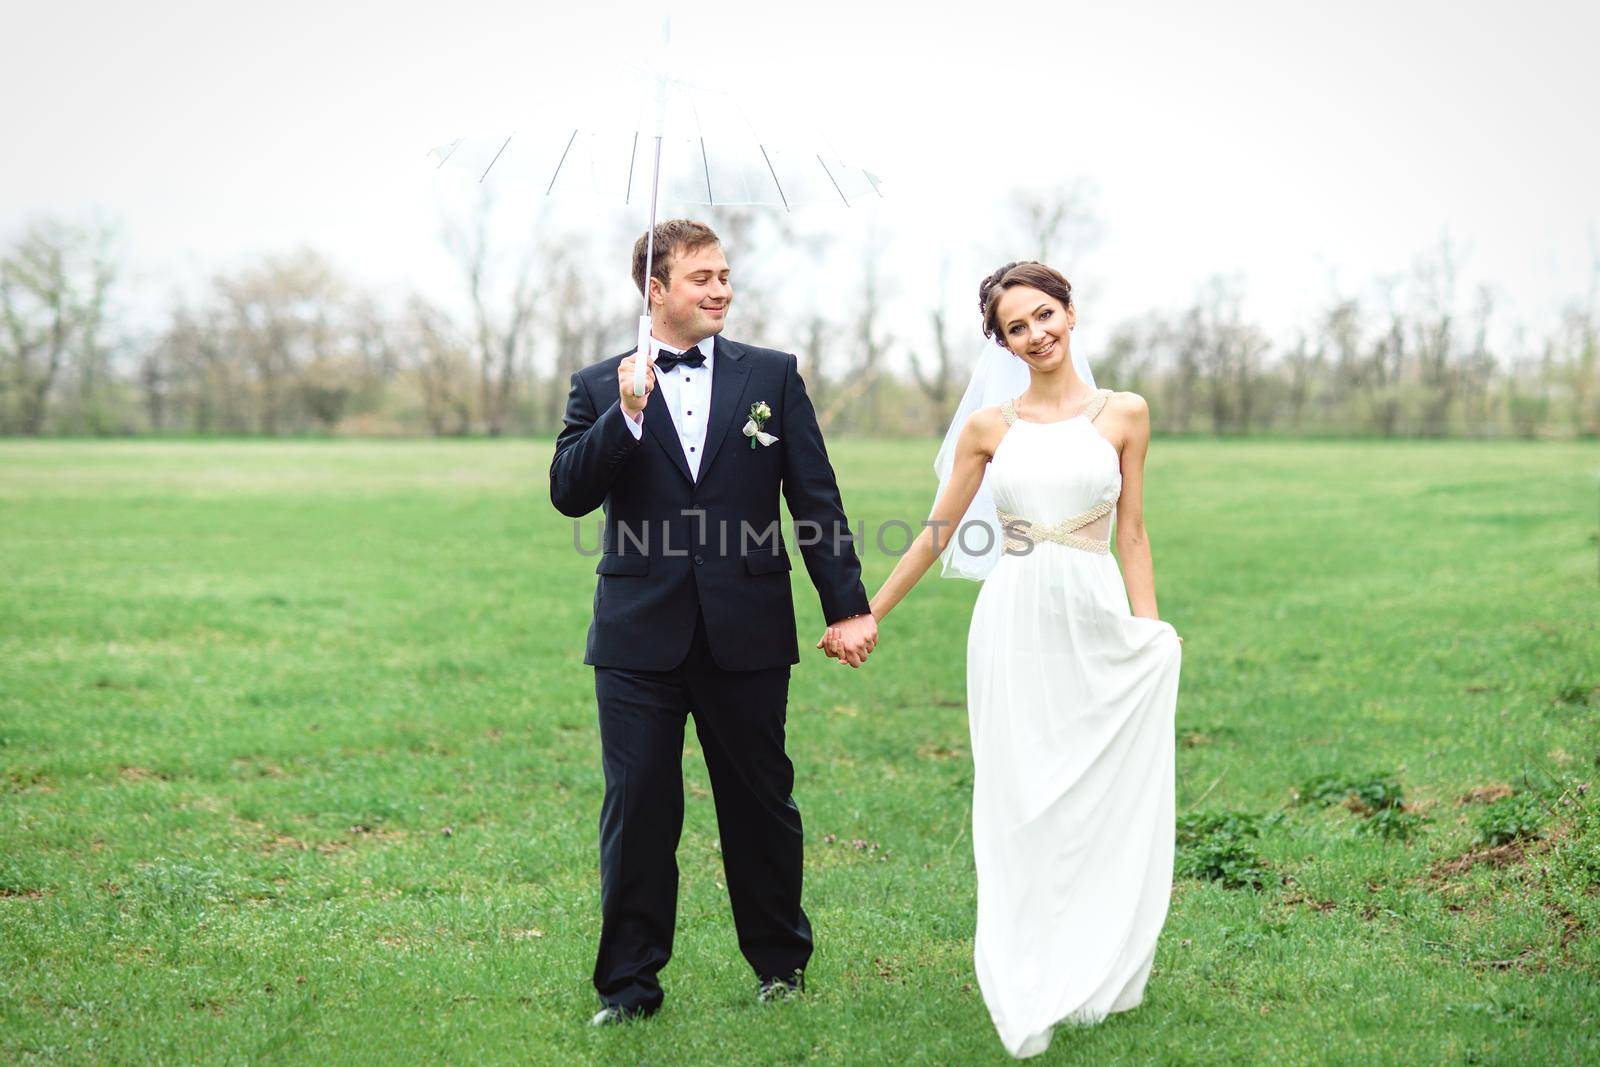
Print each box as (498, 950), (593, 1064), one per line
(743, 401), (778, 448)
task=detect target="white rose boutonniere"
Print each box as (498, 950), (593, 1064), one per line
(743, 401), (778, 448)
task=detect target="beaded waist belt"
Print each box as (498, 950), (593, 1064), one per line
(996, 498), (1115, 555)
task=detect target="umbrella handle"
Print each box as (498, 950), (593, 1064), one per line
(633, 315), (653, 397)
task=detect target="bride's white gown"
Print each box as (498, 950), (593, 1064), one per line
(966, 389), (1182, 1058)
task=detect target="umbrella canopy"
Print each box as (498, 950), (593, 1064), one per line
(426, 82), (882, 211)
(427, 33), (883, 395)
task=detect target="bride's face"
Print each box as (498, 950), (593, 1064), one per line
(995, 286), (1075, 367)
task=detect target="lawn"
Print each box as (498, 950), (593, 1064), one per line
(2, 436), (1598, 1065)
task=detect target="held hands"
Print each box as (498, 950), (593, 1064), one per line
(618, 352), (656, 422)
(815, 613), (878, 669)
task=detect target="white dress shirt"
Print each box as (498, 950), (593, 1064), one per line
(622, 335), (714, 481)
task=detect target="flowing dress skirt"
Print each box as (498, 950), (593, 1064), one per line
(966, 545), (1182, 1058)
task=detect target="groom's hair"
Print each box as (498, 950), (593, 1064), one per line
(632, 219), (721, 298)
(979, 261), (1074, 343)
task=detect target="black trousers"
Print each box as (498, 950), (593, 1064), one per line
(592, 606), (811, 1012)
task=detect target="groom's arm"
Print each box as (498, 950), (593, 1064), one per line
(549, 369), (644, 517)
(778, 353), (872, 624)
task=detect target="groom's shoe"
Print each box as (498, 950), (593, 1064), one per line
(590, 1003), (655, 1027)
(757, 971), (805, 1004)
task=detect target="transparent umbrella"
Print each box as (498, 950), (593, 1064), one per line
(428, 87), (882, 211)
(426, 28), (882, 395)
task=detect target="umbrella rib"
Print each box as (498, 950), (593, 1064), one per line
(479, 133), (514, 184)
(700, 137), (714, 206)
(626, 131), (639, 205)
(433, 138), (462, 169)
(816, 154), (850, 207)
(546, 129), (578, 195)
(686, 92), (714, 205)
(758, 145), (790, 212)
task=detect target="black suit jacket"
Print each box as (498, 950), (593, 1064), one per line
(550, 335), (871, 672)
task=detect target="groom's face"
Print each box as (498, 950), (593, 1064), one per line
(653, 242), (732, 343)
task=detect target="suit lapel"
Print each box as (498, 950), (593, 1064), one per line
(642, 373), (694, 486)
(695, 335), (752, 484)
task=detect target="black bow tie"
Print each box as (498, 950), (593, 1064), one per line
(653, 345), (707, 373)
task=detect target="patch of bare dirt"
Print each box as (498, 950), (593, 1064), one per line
(1430, 821), (1573, 883)
(1458, 783), (1514, 806)
(117, 766), (171, 783)
(1281, 892), (1337, 912)
(0, 887), (45, 900)
(232, 756), (288, 778)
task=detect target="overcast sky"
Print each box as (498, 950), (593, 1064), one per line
(4, 0), (1597, 359)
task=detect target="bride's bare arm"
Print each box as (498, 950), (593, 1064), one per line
(867, 410), (996, 624)
(1112, 395), (1161, 619)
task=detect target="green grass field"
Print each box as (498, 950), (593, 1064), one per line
(2, 437), (1598, 1065)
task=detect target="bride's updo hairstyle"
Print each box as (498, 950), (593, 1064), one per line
(979, 261), (1073, 348)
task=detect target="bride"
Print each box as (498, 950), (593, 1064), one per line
(821, 261), (1183, 1058)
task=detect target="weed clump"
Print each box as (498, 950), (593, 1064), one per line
(1176, 811), (1282, 890)
(1552, 682), (1596, 707)
(1293, 770), (1424, 840)
(1294, 771), (1403, 813)
(1472, 792), (1548, 848)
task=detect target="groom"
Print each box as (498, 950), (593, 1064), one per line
(549, 219), (878, 1024)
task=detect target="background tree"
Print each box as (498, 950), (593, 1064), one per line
(0, 218), (118, 435)
(6, 200), (1598, 441)
(842, 227), (894, 432)
(1551, 256), (1599, 437)
(909, 259), (964, 434)
(1006, 178), (1102, 266)
(214, 249), (361, 434)
(443, 190), (538, 437)
(404, 296), (474, 436)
